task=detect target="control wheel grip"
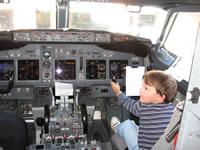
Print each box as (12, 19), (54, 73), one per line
(44, 105), (50, 134)
(81, 104), (88, 134)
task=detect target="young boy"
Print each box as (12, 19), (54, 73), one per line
(110, 70), (177, 150)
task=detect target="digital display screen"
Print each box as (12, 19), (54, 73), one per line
(0, 63), (8, 73)
(55, 60), (76, 80)
(86, 60), (106, 79)
(110, 60), (128, 79)
(18, 60), (39, 80)
(0, 60), (14, 80)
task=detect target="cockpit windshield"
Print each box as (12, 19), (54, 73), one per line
(0, 0), (167, 43)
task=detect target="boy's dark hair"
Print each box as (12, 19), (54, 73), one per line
(143, 70), (177, 104)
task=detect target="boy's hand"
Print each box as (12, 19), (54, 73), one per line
(110, 81), (122, 96)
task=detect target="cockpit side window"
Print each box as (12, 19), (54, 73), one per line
(163, 12), (200, 81)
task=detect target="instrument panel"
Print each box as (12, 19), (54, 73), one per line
(0, 43), (143, 85)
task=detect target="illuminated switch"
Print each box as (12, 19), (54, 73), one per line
(51, 135), (55, 144)
(63, 134), (67, 142)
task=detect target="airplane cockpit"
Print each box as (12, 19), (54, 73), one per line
(0, 0), (200, 150)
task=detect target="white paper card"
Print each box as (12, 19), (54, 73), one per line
(126, 66), (145, 96)
(93, 110), (101, 120)
(55, 82), (73, 96)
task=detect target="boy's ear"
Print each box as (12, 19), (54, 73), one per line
(159, 94), (166, 102)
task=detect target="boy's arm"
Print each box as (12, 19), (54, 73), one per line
(110, 81), (122, 96)
(110, 81), (141, 117)
(118, 93), (141, 117)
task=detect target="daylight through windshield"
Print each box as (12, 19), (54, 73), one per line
(69, 2), (167, 43)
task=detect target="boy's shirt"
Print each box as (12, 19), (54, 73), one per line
(118, 93), (174, 150)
